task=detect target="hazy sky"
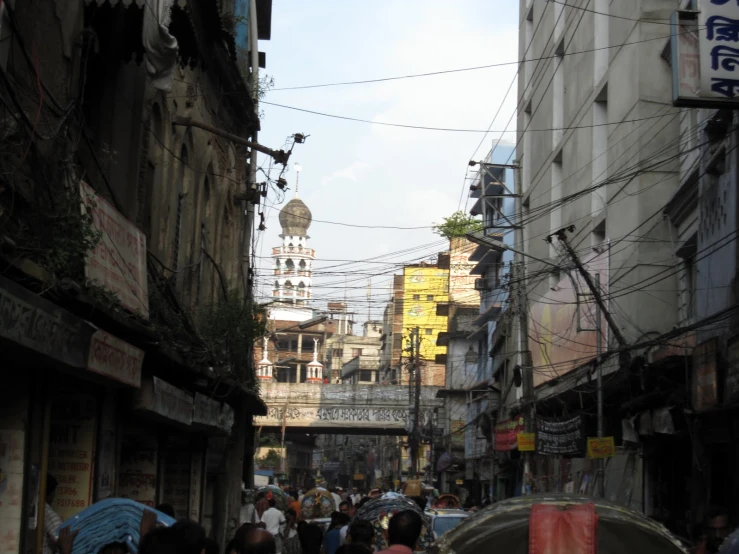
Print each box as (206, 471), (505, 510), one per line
(253, 0), (519, 322)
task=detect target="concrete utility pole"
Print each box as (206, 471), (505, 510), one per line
(511, 161), (535, 495)
(554, 227), (629, 498)
(409, 327), (421, 479)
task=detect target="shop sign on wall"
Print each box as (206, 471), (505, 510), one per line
(0, 429), (25, 554)
(48, 394), (97, 520)
(118, 429), (158, 506)
(87, 330), (144, 388)
(134, 377), (194, 426)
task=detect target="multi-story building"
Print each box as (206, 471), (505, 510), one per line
(0, 0), (275, 547)
(462, 146), (516, 502)
(510, 0), (708, 525)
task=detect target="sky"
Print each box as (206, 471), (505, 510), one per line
(252, 0), (519, 323)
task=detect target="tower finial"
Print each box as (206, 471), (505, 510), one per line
(294, 162), (302, 198)
(261, 336), (270, 363)
(312, 338), (319, 363)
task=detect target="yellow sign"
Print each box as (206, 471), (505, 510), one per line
(353, 474), (365, 480)
(517, 433), (536, 451)
(587, 437), (616, 459)
(455, 479), (464, 485)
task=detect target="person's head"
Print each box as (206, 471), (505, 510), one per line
(336, 546), (372, 554)
(706, 507), (731, 551)
(298, 523), (323, 554)
(352, 488), (358, 494)
(286, 509), (297, 523)
(140, 528), (179, 554)
(339, 501), (351, 515)
(268, 498), (276, 508)
(100, 543), (128, 554)
(231, 527), (275, 554)
(387, 510), (423, 550)
(348, 520), (374, 549)
(156, 503), (176, 518)
(410, 496), (427, 512)
(171, 520), (208, 554)
(203, 539), (218, 554)
(46, 475), (58, 503)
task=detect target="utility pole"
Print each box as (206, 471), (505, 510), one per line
(408, 327), (421, 479)
(595, 273), (605, 498)
(554, 227), (629, 498)
(512, 161), (535, 495)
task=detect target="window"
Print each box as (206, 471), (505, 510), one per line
(425, 328), (433, 335)
(360, 370), (373, 382)
(352, 348), (363, 357)
(413, 294), (420, 300)
(332, 349), (343, 359)
(426, 295), (434, 302)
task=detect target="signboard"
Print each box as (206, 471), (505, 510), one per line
(95, 393), (117, 501)
(134, 377), (194, 426)
(587, 437), (616, 459)
(0, 275), (88, 368)
(455, 479), (464, 485)
(189, 451), (203, 522)
(48, 394), (97, 520)
(517, 433), (536, 452)
(255, 405), (439, 430)
(81, 181), (149, 318)
(87, 330), (143, 387)
(0, 430), (25, 554)
(119, 427), (158, 506)
(193, 393), (225, 430)
(162, 444), (191, 519)
(322, 461), (340, 472)
(254, 474), (270, 487)
(494, 417), (525, 452)
(699, 1), (739, 99)
(671, 4), (739, 107)
(353, 474), (365, 481)
(529, 251), (608, 386)
(693, 338), (719, 411)
(535, 415), (585, 455)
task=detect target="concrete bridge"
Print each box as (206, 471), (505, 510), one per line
(255, 383), (444, 435)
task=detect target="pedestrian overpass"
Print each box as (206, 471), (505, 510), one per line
(255, 383), (444, 435)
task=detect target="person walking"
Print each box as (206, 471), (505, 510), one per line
(260, 499), (286, 553)
(375, 510), (423, 554)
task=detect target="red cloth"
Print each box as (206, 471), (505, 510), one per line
(529, 503), (597, 554)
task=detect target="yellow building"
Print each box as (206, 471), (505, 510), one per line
(402, 265), (449, 386)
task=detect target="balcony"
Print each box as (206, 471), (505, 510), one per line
(272, 246), (315, 257)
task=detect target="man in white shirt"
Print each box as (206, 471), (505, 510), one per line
(330, 488), (342, 510)
(350, 488), (363, 507)
(260, 498), (286, 553)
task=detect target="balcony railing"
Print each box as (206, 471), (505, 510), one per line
(272, 246), (315, 257)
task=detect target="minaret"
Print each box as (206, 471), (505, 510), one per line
(257, 336), (274, 381)
(306, 338), (324, 384)
(272, 166), (314, 307)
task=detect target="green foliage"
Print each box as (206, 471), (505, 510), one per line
(432, 211), (483, 239)
(42, 188), (102, 279)
(256, 448), (282, 469)
(198, 289), (267, 383)
(259, 435), (281, 448)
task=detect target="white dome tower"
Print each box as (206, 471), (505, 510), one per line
(306, 338), (324, 384)
(257, 336), (274, 381)
(272, 165), (314, 307)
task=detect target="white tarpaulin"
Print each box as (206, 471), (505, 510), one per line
(143, 0), (178, 90)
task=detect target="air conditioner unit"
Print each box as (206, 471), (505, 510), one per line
(474, 279), (489, 291)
